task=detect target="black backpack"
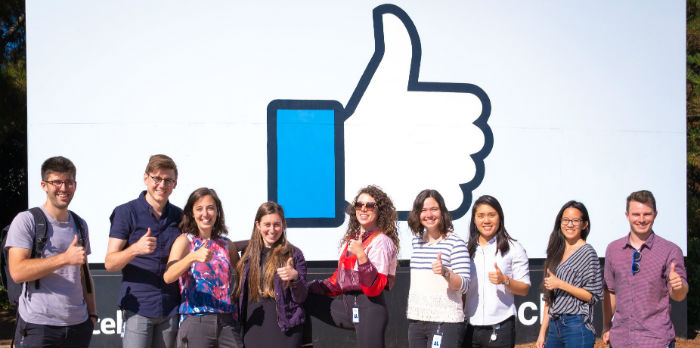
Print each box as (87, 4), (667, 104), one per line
(0, 207), (92, 307)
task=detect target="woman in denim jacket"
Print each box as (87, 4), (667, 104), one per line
(236, 202), (308, 347)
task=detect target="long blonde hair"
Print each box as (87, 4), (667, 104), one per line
(236, 202), (294, 301)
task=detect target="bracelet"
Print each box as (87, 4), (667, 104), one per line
(89, 314), (99, 320)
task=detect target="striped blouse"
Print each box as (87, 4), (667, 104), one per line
(548, 243), (602, 334)
(406, 232), (470, 322)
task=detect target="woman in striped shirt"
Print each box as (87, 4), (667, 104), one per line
(406, 189), (470, 348)
(536, 201), (602, 348)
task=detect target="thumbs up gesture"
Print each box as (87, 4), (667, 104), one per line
(488, 262), (506, 285)
(668, 263), (683, 291)
(348, 231), (365, 257)
(543, 269), (562, 290)
(134, 228), (157, 255)
(190, 240), (213, 264)
(432, 252), (445, 275)
(277, 257), (299, 281)
(63, 235), (87, 265)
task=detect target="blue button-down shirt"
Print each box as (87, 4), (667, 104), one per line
(109, 191), (183, 318)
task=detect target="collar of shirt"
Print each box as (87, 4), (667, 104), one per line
(622, 231), (656, 251)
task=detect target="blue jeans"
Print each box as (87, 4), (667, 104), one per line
(544, 314), (594, 348)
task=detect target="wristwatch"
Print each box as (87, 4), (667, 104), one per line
(89, 314), (99, 321)
(442, 268), (450, 279)
(504, 276), (510, 286)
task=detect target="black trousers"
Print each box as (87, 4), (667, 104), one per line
(14, 315), (94, 348)
(304, 292), (388, 348)
(464, 316), (515, 348)
(408, 320), (466, 348)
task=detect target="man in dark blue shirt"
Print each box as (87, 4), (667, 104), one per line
(105, 154), (183, 348)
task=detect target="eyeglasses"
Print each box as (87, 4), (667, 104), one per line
(149, 175), (176, 187)
(631, 249), (642, 275)
(44, 180), (76, 188)
(354, 201), (377, 210)
(561, 218), (584, 226)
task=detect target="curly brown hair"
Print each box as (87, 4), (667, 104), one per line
(341, 185), (400, 251)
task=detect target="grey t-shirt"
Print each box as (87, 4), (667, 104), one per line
(4, 206), (91, 326)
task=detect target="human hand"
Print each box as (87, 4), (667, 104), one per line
(536, 334), (545, 348)
(277, 257), (299, 281)
(544, 269), (562, 290)
(432, 252), (445, 275)
(668, 262), (683, 291)
(347, 232), (366, 259)
(63, 235), (87, 265)
(190, 240), (213, 264)
(488, 262), (505, 285)
(602, 330), (610, 344)
(134, 228), (156, 255)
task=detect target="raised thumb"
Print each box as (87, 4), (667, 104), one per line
(436, 252), (442, 262)
(143, 228), (151, 237)
(493, 262), (500, 271)
(547, 269), (554, 277)
(670, 262), (676, 274)
(287, 258), (294, 268)
(69, 234), (79, 246)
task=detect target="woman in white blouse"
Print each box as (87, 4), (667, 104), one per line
(464, 195), (531, 348)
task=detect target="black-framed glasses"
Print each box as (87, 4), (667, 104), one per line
(44, 180), (76, 188)
(354, 201), (377, 210)
(561, 218), (584, 226)
(149, 175), (176, 187)
(631, 249), (642, 275)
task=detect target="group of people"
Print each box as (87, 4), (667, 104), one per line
(4, 154), (689, 348)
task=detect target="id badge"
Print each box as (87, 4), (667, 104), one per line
(431, 333), (443, 347)
(352, 307), (360, 323)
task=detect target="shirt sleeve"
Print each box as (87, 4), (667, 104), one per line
(5, 211), (35, 251)
(603, 244), (615, 293)
(448, 239), (471, 294)
(581, 246), (603, 304)
(359, 236), (397, 297)
(510, 241), (531, 286)
(289, 247), (308, 304)
(109, 205), (132, 240)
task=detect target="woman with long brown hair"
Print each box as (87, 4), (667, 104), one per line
(163, 187), (242, 348)
(235, 202), (308, 348)
(305, 185), (399, 348)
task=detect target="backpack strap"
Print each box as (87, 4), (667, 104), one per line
(28, 208), (48, 291)
(69, 211), (93, 294)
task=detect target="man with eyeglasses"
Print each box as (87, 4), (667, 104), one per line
(105, 154), (183, 348)
(5, 156), (97, 347)
(602, 190), (688, 348)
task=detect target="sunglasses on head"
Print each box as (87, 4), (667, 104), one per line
(631, 249), (642, 275)
(354, 201), (378, 210)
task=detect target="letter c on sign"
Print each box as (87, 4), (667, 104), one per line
(518, 301), (538, 326)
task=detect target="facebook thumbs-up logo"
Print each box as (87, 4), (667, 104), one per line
(267, 4), (492, 227)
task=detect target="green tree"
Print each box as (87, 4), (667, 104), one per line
(0, 0), (26, 310)
(687, 0), (700, 333)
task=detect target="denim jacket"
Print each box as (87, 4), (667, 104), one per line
(238, 246), (308, 332)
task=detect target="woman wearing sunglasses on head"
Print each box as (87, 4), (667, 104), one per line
(305, 185), (399, 348)
(536, 201), (601, 348)
(235, 202), (308, 348)
(464, 195), (531, 348)
(163, 188), (242, 348)
(406, 189), (471, 348)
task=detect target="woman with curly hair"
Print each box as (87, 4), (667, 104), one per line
(236, 202), (308, 348)
(535, 201), (601, 348)
(305, 185), (399, 348)
(406, 189), (471, 348)
(163, 188), (242, 348)
(464, 195), (530, 348)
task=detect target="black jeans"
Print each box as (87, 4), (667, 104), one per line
(177, 313), (243, 348)
(408, 320), (466, 348)
(464, 316), (515, 348)
(15, 315), (94, 348)
(305, 292), (388, 348)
